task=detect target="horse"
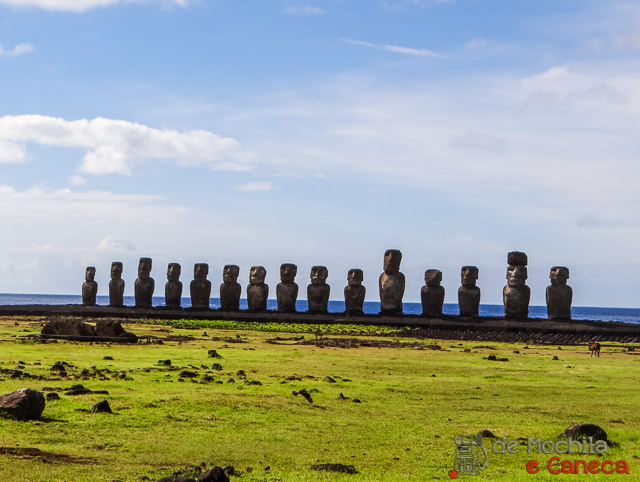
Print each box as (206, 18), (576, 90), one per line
(589, 342), (601, 357)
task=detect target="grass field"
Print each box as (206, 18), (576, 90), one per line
(0, 316), (639, 481)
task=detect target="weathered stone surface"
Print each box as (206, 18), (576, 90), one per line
(247, 266), (268, 312)
(504, 253), (530, 319)
(92, 399), (112, 413)
(95, 319), (138, 343)
(157, 477), (195, 482)
(277, 263), (298, 313)
(81, 266), (98, 306)
(197, 467), (229, 482)
(220, 265), (241, 310)
(507, 251), (528, 266)
(42, 319), (99, 341)
(165, 263), (183, 308)
(135, 257), (155, 308)
(344, 269), (366, 315)
(0, 388), (45, 420)
(561, 423), (607, 442)
(458, 266), (481, 317)
(109, 261), (125, 307)
(310, 463), (358, 474)
(546, 266), (572, 321)
(379, 249), (405, 314)
(421, 269), (444, 317)
(46, 392), (60, 401)
(190, 263), (211, 309)
(307, 266), (330, 313)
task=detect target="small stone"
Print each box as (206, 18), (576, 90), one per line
(46, 392), (60, 401)
(92, 400), (113, 414)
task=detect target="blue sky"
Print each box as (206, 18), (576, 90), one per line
(1, 0), (640, 307)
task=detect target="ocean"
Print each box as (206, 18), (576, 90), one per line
(1, 293), (639, 324)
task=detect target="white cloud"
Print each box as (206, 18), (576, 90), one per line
(452, 131), (506, 152)
(0, 115), (251, 175)
(0, 140), (26, 163)
(236, 181), (273, 192)
(282, 5), (324, 15)
(96, 235), (137, 251)
(68, 174), (86, 185)
(0, 0), (188, 12)
(0, 43), (35, 57)
(342, 38), (442, 57)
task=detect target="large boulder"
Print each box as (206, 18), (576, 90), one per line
(41, 319), (99, 341)
(95, 319), (138, 343)
(0, 388), (45, 421)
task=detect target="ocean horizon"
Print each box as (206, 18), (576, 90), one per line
(1, 293), (639, 325)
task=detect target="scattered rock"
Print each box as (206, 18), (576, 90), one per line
(324, 376), (336, 383)
(0, 388), (45, 421)
(46, 392), (60, 401)
(246, 380), (262, 386)
(158, 360), (172, 367)
(197, 466), (229, 482)
(560, 424), (607, 442)
(292, 388), (313, 404)
(95, 319), (138, 343)
(337, 392), (348, 400)
(552, 356), (560, 360)
(478, 430), (497, 438)
(157, 476), (195, 482)
(207, 350), (222, 359)
(103, 356), (114, 361)
(310, 463), (358, 474)
(92, 400), (113, 414)
(352, 399), (361, 403)
(211, 364), (223, 371)
(179, 371), (198, 379)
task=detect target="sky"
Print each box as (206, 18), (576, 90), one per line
(1, 0), (640, 307)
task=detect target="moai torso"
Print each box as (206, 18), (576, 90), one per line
(190, 263), (211, 309)
(247, 266), (268, 312)
(379, 249), (405, 314)
(220, 264), (241, 310)
(277, 263), (298, 312)
(503, 252), (529, 319)
(344, 269), (366, 315)
(134, 257), (155, 309)
(82, 267), (98, 306)
(165, 263), (183, 308)
(458, 266), (480, 317)
(546, 266), (572, 321)
(109, 262), (125, 307)
(421, 269), (444, 316)
(307, 266), (330, 313)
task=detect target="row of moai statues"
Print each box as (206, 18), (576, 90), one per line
(81, 250), (573, 320)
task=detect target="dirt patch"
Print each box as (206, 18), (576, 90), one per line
(0, 447), (94, 464)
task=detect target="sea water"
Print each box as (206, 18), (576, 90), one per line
(0, 293), (638, 324)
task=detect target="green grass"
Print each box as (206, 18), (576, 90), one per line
(0, 316), (639, 481)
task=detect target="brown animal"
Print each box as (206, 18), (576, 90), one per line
(589, 342), (601, 357)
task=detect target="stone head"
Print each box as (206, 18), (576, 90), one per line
(167, 263), (181, 282)
(111, 262), (123, 280)
(347, 269), (364, 287)
(550, 266), (569, 285)
(250, 266), (266, 285)
(223, 265), (240, 283)
(138, 257), (152, 279)
(85, 266), (96, 282)
(194, 263), (209, 280)
(310, 266), (328, 286)
(507, 251), (528, 266)
(383, 249), (402, 275)
(424, 269), (442, 287)
(506, 265), (527, 286)
(280, 263), (297, 283)
(461, 266), (479, 287)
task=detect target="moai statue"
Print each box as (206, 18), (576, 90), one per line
(277, 263), (298, 312)
(190, 263), (211, 309)
(344, 269), (366, 315)
(134, 257), (155, 309)
(546, 266), (572, 321)
(220, 264), (241, 310)
(307, 266), (330, 313)
(247, 266), (268, 312)
(165, 263), (182, 308)
(109, 262), (125, 307)
(82, 266), (98, 306)
(379, 249), (405, 315)
(503, 251), (530, 319)
(458, 266), (480, 317)
(421, 269), (445, 316)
